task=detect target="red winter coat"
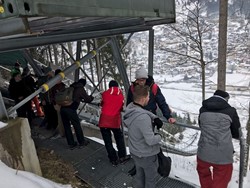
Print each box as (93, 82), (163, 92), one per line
(98, 87), (124, 129)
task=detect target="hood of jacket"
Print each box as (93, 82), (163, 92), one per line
(202, 96), (230, 111)
(106, 87), (122, 96)
(70, 82), (83, 88)
(123, 103), (146, 128)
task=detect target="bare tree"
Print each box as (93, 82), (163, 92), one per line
(159, 0), (216, 100)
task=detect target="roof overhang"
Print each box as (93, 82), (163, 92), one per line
(0, 0), (175, 52)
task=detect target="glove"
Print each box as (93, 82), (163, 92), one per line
(154, 132), (162, 138)
(154, 118), (163, 129)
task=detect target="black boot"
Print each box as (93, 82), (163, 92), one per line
(128, 165), (136, 176)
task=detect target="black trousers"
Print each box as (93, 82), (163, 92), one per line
(60, 107), (85, 146)
(43, 103), (58, 129)
(100, 127), (126, 162)
(16, 100), (33, 125)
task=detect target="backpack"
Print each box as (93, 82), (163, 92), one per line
(55, 87), (74, 106)
(157, 148), (172, 177)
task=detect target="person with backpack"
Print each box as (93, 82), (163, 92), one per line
(98, 80), (131, 166)
(124, 85), (162, 188)
(50, 69), (66, 138)
(126, 66), (176, 176)
(60, 78), (94, 150)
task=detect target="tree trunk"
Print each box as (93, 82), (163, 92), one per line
(48, 45), (53, 67)
(67, 42), (74, 63)
(217, 0), (228, 91)
(87, 40), (95, 83)
(94, 39), (103, 91)
(52, 44), (59, 66)
(201, 61), (205, 101)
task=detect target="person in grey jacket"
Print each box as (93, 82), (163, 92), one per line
(197, 90), (241, 188)
(124, 85), (162, 188)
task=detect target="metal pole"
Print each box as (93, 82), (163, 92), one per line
(239, 128), (245, 188)
(61, 43), (100, 90)
(110, 37), (130, 93)
(22, 50), (44, 76)
(7, 41), (110, 116)
(148, 29), (154, 76)
(75, 41), (81, 81)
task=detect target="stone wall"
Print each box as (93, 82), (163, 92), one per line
(0, 118), (42, 175)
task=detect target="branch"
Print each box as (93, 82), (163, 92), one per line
(160, 48), (201, 62)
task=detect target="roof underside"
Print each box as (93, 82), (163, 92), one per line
(0, 0), (175, 52)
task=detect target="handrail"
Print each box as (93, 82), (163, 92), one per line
(6, 41), (110, 116)
(239, 128), (247, 188)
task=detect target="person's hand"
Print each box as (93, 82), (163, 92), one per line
(90, 95), (94, 101)
(154, 118), (163, 129)
(168, 117), (176, 124)
(42, 100), (46, 106)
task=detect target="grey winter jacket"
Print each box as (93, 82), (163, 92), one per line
(197, 95), (241, 164)
(123, 102), (161, 157)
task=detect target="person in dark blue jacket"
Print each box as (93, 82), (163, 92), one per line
(127, 66), (175, 123)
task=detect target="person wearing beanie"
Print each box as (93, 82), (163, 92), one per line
(78, 78), (86, 87)
(13, 60), (23, 74)
(98, 80), (131, 166)
(135, 67), (148, 80)
(60, 78), (94, 149)
(126, 67), (176, 176)
(214, 89), (230, 100)
(197, 90), (241, 188)
(108, 80), (119, 88)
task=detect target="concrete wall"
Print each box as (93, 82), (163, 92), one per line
(0, 118), (42, 175)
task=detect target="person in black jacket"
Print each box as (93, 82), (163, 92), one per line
(60, 78), (94, 149)
(22, 67), (44, 117)
(8, 69), (33, 124)
(197, 90), (241, 188)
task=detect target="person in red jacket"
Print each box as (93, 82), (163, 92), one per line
(99, 80), (131, 166)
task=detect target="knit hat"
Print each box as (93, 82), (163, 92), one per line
(11, 68), (21, 78)
(135, 67), (148, 79)
(109, 80), (118, 88)
(55, 69), (62, 76)
(43, 67), (52, 75)
(78, 78), (86, 86)
(214, 90), (230, 99)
